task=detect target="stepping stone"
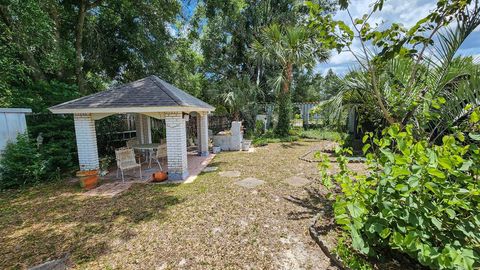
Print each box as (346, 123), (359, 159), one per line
(284, 176), (311, 187)
(83, 182), (132, 197)
(29, 255), (69, 270)
(203, 166), (218, 172)
(219, 171), (241, 178)
(235, 177), (265, 188)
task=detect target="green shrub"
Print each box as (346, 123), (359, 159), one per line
(252, 133), (299, 147)
(27, 114), (77, 174)
(300, 129), (347, 142)
(255, 120), (265, 137)
(0, 134), (48, 189)
(319, 123), (480, 269)
(275, 92), (292, 137)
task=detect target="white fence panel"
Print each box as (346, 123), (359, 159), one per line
(0, 108), (32, 153)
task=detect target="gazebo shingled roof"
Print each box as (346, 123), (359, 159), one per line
(48, 75), (214, 180)
(49, 75), (214, 113)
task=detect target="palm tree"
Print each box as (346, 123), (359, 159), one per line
(253, 23), (329, 136)
(315, 4), (480, 141)
(215, 76), (262, 121)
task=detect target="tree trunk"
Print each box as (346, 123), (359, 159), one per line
(75, 0), (87, 94)
(283, 62), (293, 94)
(233, 111), (240, 121)
(49, 2), (64, 79)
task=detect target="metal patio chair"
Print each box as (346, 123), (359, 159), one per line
(115, 148), (142, 181)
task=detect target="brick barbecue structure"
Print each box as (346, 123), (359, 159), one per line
(50, 75), (215, 180)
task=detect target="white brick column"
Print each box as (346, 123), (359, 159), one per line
(196, 114), (202, 155)
(165, 112), (188, 180)
(74, 113), (99, 171)
(199, 112), (209, 156)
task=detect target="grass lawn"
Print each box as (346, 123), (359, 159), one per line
(0, 141), (364, 269)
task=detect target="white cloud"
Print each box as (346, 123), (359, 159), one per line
(329, 51), (357, 65)
(316, 0), (461, 74)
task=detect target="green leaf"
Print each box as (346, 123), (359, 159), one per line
(351, 227), (369, 254)
(362, 134), (369, 143)
(445, 209), (456, 219)
(347, 203), (365, 219)
(395, 183), (409, 192)
(438, 157), (453, 170)
(468, 133), (480, 141)
(459, 160), (473, 171)
(379, 227), (391, 239)
(427, 168), (446, 179)
(431, 217), (442, 230)
(392, 167), (410, 178)
(470, 110), (480, 123)
(362, 143), (371, 154)
(425, 182), (439, 193)
(380, 149), (395, 163)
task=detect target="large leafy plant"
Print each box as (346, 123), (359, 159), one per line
(319, 110), (480, 269)
(307, 0), (480, 138)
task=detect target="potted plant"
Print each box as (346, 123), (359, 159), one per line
(99, 156), (113, 176)
(76, 166), (99, 190)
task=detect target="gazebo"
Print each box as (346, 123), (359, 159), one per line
(49, 75), (215, 180)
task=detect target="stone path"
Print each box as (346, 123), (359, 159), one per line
(283, 176), (311, 187)
(219, 170), (241, 178)
(234, 177), (265, 188)
(202, 166), (218, 172)
(82, 182), (134, 197)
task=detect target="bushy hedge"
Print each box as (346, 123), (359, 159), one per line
(0, 134), (48, 189)
(27, 114), (77, 174)
(0, 113), (78, 190)
(319, 123), (480, 269)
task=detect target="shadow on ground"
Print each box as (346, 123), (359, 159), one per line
(0, 181), (182, 268)
(280, 142), (306, 149)
(285, 186), (333, 219)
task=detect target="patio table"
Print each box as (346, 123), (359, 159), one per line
(131, 143), (161, 150)
(131, 143), (160, 165)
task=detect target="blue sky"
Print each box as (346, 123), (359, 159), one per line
(315, 0), (480, 76)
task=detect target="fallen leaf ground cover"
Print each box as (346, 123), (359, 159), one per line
(0, 141), (363, 269)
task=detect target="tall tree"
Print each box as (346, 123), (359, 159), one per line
(253, 24), (329, 136)
(73, 0), (104, 94)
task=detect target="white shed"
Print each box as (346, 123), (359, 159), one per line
(0, 108), (32, 153)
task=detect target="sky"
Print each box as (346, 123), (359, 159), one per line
(181, 0), (480, 76)
(315, 0), (480, 76)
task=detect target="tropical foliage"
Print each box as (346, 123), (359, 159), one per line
(309, 0), (480, 268)
(310, 0), (480, 138)
(319, 117), (480, 269)
(253, 23), (329, 135)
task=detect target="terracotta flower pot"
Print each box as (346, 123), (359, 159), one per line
(76, 170), (99, 190)
(152, 171), (168, 182)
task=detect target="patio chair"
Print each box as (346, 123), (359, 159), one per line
(126, 137), (144, 163)
(115, 148), (142, 182)
(126, 137), (138, 148)
(149, 144), (167, 170)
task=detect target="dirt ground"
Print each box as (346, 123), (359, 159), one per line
(0, 141), (366, 269)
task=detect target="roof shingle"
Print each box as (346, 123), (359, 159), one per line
(49, 76), (214, 112)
